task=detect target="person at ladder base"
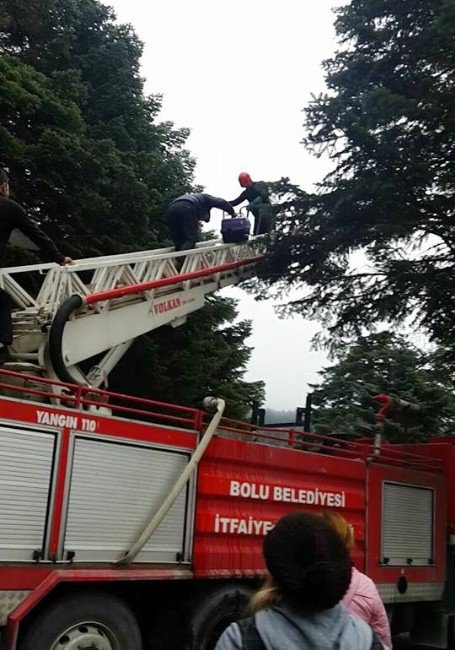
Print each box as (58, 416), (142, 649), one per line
(0, 169), (73, 358)
(229, 172), (272, 235)
(166, 192), (236, 252)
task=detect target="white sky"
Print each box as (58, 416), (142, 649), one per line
(107, 0), (345, 409)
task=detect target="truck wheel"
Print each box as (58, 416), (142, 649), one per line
(19, 591), (142, 650)
(191, 584), (253, 650)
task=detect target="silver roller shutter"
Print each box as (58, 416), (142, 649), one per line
(64, 437), (189, 563)
(0, 425), (56, 561)
(382, 482), (434, 566)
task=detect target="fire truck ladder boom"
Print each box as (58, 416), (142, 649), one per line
(0, 237), (263, 386)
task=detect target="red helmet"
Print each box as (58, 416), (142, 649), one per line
(238, 172), (252, 188)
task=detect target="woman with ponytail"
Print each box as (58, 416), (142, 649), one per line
(216, 512), (386, 650)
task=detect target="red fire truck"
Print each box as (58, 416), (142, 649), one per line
(0, 239), (453, 649)
(0, 369), (453, 650)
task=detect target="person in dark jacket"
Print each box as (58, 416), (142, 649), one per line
(229, 172), (272, 235)
(216, 512), (385, 650)
(166, 193), (236, 252)
(0, 169), (72, 350)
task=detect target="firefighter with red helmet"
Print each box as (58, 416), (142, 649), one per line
(229, 172), (272, 235)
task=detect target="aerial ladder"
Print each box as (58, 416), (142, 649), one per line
(0, 236), (263, 390)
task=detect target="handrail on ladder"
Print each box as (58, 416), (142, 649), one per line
(85, 255), (261, 304)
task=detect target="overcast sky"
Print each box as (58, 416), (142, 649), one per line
(107, 0), (345, 410)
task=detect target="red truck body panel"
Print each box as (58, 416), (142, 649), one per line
(0, 370), (448, 648)
(194, 436), (366, 577)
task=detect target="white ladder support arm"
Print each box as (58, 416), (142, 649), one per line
(2, 236), (265, 384)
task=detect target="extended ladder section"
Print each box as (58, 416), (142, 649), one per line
(0, 237), (263, 386)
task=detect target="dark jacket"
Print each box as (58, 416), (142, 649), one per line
(0, 196), (64, 265)
(215, 602), (384, 650)
(229, 181), (270, 208)
(170, 193), (236, 222)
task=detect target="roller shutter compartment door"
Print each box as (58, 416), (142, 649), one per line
(382, 482), (434, 566)
(64, 437), (190, 563)
(0, 426), (56, 561)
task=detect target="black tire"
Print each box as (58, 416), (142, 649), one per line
(191, 584), (253, 650)
(19, 591), (142, 650)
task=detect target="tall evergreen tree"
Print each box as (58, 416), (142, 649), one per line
(312, 332), (455, 442)
(0, 0), (264, 416)
(0, 0), (194, 256)
(256, 0), (455, 363)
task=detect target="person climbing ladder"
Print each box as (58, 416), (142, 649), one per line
(166, 192), (236, 251)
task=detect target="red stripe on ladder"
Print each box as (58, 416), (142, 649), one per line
(84, 255), (262, 305)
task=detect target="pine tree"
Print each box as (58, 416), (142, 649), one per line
(256, 0), (455, 364)
(312, 332), (455, 442)
(0, 0), (264, 416)
(0, 0), (195, 256)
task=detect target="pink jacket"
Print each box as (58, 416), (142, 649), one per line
(343, 567), (392, 648)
